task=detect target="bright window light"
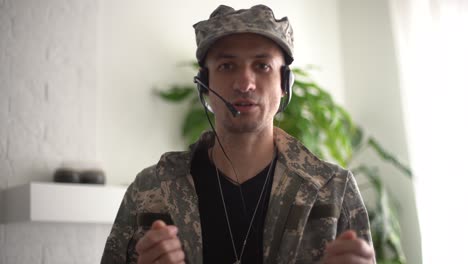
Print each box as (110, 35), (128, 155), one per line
(390, 1), (468, 263)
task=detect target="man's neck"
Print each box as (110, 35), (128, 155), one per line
(211, 127), (276, 184)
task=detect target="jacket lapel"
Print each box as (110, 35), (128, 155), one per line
(161, 134), (217, 264)
(263, 128), (333, 263)
(263, 159), (320, 263)
(161, 165), (203, 264)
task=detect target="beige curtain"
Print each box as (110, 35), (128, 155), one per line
(389, 1), (468, 263)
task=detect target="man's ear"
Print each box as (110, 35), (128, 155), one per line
(196, 67), (210, 94)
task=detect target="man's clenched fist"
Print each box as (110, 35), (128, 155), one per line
(136, 220), (185, 264)
(322, 230), (375, 264)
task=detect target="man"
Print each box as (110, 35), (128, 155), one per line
(102, 5), (375, 264)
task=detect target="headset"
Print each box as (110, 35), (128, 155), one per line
(193, 66), (294, 115)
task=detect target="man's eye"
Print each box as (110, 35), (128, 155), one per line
(218, 63), (233, 71)
(257, 63), (271, 71)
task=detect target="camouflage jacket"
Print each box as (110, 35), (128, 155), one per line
(101, 127), (373, 264)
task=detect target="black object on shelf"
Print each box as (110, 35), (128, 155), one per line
(53, 168), (106, 185)
(53, 168), (80, 183)
(79, 169), (106, 184)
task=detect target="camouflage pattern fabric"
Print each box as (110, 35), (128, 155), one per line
(101, 127), (373, 264)
(193, 4), (294, 65)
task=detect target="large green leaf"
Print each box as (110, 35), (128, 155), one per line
(352, 165), (406, 263)
(368, 138), (413, 178)
(182, 107), (212, 145)
(157, 86), (195, 102)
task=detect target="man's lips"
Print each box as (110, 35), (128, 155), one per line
(231, 100), (258, 112)
(232, 99), (257, 105)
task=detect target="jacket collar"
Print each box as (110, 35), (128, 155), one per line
(272, 127), (335, 189)
(164, 127), (336, 263)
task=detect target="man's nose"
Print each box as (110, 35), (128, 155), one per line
(233, 67), (256, 93)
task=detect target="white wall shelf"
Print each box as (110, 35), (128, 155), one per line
(1, 182), (127, 224)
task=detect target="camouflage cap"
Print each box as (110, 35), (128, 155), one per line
(193, 4), (294, 65)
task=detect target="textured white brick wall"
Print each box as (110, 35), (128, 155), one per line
(2, 223), (111, 264)
(0, 224), (5, 263)
(0, 0), (98, 186)
(0, 0), (111, 263)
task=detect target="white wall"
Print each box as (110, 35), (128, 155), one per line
(0, 0), (97, 186)
(97, 0), (346, 185)
(338, 1), (421, 263)
(0, 0), (111, 263)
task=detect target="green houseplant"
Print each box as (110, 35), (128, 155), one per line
(155, 64), (412, 264)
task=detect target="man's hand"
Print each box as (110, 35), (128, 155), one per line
(322, 230), (375, 264)
(135, 220), (185, 264)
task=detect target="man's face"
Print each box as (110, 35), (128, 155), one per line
(204, 33), (285, 134)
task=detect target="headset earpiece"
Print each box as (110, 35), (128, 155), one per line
(195, 67), (215, 113)
(279, 66), (294, 112)
(196, 67), (209, 94)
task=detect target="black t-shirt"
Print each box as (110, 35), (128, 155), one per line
(191, 144), (276, 264)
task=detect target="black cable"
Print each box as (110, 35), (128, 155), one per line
(202, 105), (249, 220)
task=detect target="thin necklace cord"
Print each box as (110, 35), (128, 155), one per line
(202, 106), (275, 263)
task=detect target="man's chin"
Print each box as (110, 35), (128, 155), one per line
(222, 120), (266, 134)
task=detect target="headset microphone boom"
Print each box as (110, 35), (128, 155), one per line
(193, 76), (241, 117)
